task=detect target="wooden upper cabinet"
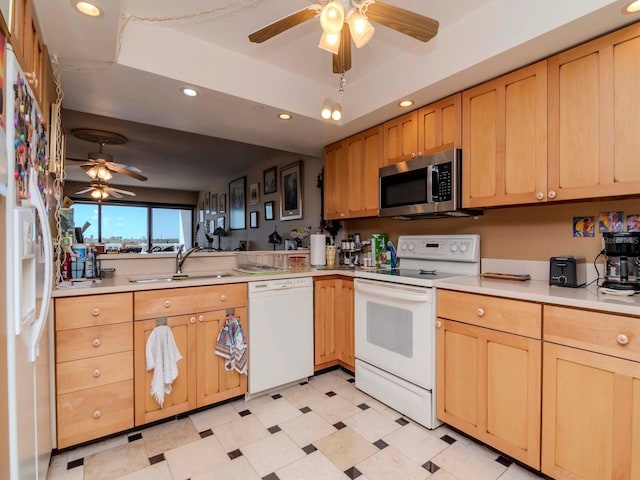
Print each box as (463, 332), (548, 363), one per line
(382, 110), (418, 165)
(345, 125), (382, 218)
(417, 93), (461, 155)
(548, 22), (640, 201)
(323, 140), (346, 220)
(462, 61), (548, 208)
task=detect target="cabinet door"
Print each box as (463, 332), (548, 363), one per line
(345, 126), (382, 218)
(336, 279), (354, 370)
(382, 110), (418, 165)
(542, 342), (640, 480)
(314, 279), (340, 368)
(323, 140), (347, 220)
(134, 315), (197, 425)
(196, 307), (248, 407)
(417, 93), (461, 155)
(462, 61), (548, 208)
(436, 319), (541, 468)
(548, 22), (640, 201)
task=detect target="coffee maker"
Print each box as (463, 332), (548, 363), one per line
(602, 232), (640, 291)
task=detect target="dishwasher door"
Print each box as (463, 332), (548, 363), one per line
(248, 278), (314, 396)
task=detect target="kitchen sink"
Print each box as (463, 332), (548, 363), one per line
(128, 272), (235, 283)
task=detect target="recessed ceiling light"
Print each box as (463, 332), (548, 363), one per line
(278, 113), (292, 120)
(73, 1), (103, 17)
(253, 105), (265, 112)
(623, 0), (640, 13)
(399, 99), (414, 108)
(182, 87), (197, 97)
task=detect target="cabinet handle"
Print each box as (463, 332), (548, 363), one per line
(548, 190), (557, 199)
(93, 410), (102, 419)
(91, 307), (100, 316)
(436, 320), (442, 328)
(417, 151), (423, 157)
(190, 316), (196, 324)
(92, 369), (101, 378)
(220, 294), (228, 302)
(476, 308), (485, 317)
(617, 334), (629, 345)
(164, 300), (171, 308)
(536, 192), (544, 200)
(198, 314), (205, 322)
(92, 338), (101, 347)
(410, 152), (417, 159)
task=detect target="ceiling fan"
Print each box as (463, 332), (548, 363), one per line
(75, 180), (136, 200)
(66, 129), (148, 182)
(248, 1), (439, 73)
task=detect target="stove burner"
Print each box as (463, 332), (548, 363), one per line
(419, 269), (437, 275)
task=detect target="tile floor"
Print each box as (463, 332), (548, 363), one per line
(46, 369), (546, 480)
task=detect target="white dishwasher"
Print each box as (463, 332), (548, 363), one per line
(248, 277), (314, 396)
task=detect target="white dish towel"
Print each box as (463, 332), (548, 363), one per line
(146, 325), (182, 407)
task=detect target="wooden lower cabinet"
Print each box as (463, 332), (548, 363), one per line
(314, 277), (354, 371)
(134, 306), (248, 426)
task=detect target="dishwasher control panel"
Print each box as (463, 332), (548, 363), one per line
(249, 276), (313, 292)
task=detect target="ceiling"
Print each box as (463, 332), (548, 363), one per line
(32, 0), (639, 191)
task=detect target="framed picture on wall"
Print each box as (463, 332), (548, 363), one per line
(216, 216), (225, 231)
(249, 182), (259, 205)
(204, 191), (211, 214)
(264, 201), (274, 221)
(210, 192), (218, 215)
(229, 176), (246, 230)
(250, 211), (258, 228)
(263, 166), (277, 194)
(218, 193), (227, 214)
(280, 160), (303, 220)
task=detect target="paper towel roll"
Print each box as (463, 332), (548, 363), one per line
(310, 233), (327, 266)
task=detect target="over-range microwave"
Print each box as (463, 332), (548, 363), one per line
(379, 149), (481, 219)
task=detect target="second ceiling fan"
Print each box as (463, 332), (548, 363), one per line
(249, 0), (439, 73)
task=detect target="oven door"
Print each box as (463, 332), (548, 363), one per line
(354, 278), (434, 389)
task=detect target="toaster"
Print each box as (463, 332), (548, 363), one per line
(549, 256), (586, 287)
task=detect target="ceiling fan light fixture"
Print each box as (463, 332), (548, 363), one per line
(346, 10), (375, 48)
(86, 164), (113, 181)
(90, 188), (108, 200)
(318, 31), (341, 55)
(320, 0), (345, 34)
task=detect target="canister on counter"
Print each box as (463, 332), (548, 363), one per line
(371, 233), (389, 268)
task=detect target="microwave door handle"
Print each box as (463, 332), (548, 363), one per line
(427, 165), (434, 203)
(428, 164), (440, 203)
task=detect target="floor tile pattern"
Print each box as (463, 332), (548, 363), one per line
(47, 369), (546, 480)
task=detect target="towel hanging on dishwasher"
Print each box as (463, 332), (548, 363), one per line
(146, 324), (182, 407)
(215, 313), (248, 375)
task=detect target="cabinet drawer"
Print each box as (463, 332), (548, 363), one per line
(55, 293), (133, 330)
(57, 380), (133, 449)
(437, 290), (541, 339)
(56, 323), (132, 363)
(543, 305), (640, 362)
(134, 283), (247, 320)
(57, 351), (133, 395)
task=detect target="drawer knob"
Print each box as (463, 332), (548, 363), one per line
(220, 294), (228, 302)
(617, 334), (629, 345)
(92, 338), (101, 348)
(536, 192), (544, 200)
(91, 307), (100, 316)
(476, 308), (485, 317)
(190, 316), (196, 324)
(93, 410), (102, 419)
(198, 314), (205, 322)
(436, 320), (442, 329)
(92, 369), (101, 378)
(164, 300), (171, 308)
(548, 190), (557, 199)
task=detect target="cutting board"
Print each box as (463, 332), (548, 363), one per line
(480, 272), (531, 281)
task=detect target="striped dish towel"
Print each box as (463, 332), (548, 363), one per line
(215, 314), (248, 375)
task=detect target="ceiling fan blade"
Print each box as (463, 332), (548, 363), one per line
(365, 1), (439, 42)
(75, 187), (95, 195)
(66, 157), (90, 162)
(107, 189), (124, 199)
(109, 187), (136, 197)
(108, 162), (148, 181)
(333, 24), (352, 73)
(248, 6), (319, 43)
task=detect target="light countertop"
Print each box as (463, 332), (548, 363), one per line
(436, 276), (640, 316)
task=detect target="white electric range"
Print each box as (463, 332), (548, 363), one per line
(354, 234), (480, 429)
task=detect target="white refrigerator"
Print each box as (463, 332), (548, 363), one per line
(2, 42), (55, 480)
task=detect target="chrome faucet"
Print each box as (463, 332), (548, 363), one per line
(175, 245), (202, 274)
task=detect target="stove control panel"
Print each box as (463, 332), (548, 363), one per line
(397, 235), (480, 262)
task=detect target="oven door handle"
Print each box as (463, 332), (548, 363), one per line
(355, 281), (429, 303)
